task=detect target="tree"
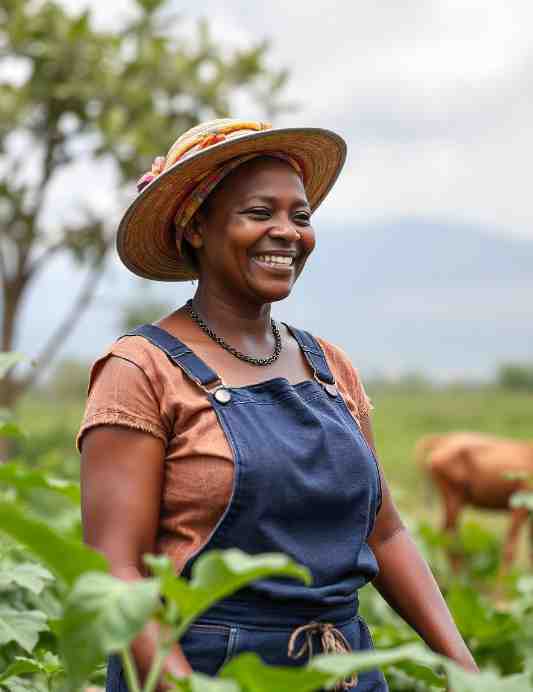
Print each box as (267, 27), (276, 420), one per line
(0, 0), (289, 410)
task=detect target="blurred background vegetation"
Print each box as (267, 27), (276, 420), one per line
(0, 0), (532, 689)
(1, 0), (531, 545)
(0, 0), (288, 412)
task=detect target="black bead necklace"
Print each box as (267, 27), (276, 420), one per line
(185, 299), (282, 366)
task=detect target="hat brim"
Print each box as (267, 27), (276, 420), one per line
(116, 127), (346, 282)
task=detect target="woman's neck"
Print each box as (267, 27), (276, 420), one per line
(190, 288), (273, 341)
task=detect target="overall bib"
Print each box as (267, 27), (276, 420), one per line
(106, 324), (388, 691)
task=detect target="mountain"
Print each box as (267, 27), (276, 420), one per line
(18, 218), (533, 382)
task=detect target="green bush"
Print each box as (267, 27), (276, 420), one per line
(497, 363), (533, 392)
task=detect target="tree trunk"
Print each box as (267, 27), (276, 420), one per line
(0, 275), (26, 461)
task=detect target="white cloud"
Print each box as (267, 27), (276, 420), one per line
(53, 0), (533, 232)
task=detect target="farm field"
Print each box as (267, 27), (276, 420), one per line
(1, 382), (532, 691)
(370, 385), (532, 550)
(14, 382), (533, 555)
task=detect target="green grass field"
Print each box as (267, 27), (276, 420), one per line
(367, 384), (533, 556)
(15, 383), (533, 551)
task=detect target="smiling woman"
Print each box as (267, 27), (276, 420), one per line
(77, 118), (478, 692)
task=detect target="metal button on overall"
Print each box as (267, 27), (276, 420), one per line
(214, 387), (232, 404)
(324, 382), (338, 397)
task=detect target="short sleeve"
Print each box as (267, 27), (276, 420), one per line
(76, 352), (169, 453)
(351, 366), (374, 418)
(314, 336), (374, 422)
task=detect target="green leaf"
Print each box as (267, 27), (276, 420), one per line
(309, 643), (441, 679)
(147, 550), (311, 634)
(447, 583), (519, 646)
(0, 353), (26, 379)
(0, 464), (81, 503)
(1, 677), (35, 692)
(219, 645), (446, 692)
(0, 656), (47, 683)
(386, 659), (446, 688)
(0, 608), (48, 653)
(0, 501), (108, 588)
(59, 572), (160, 689)
(0, 562), (54, 594)
(220, 652), (330, 692)
(0, 421), (24, 440)
(447, 668), (533, 692)
(167, 672), (241, 692)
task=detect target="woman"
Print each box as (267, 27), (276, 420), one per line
(78, 119), (477, 691)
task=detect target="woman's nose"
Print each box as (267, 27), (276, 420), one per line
(268, 219), (301, 242)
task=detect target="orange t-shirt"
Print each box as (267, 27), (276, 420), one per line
(76, 332), (373, 575)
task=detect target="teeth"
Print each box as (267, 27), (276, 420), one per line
(255, 255), (293, 266)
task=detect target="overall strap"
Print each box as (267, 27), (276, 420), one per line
(120, 324), (221, 390)
(284, 325), (335, 385)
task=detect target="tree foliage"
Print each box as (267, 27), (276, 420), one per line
(0, 0), (289, 408)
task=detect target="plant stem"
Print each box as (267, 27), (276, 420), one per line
(121, 647), (142, 692)
(143, 645), (170, 692)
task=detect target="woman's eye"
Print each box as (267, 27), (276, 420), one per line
(294, 212), (311, 225)
(246, 208), (271, 218)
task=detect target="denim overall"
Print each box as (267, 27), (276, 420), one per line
(106, 324), (388, 691)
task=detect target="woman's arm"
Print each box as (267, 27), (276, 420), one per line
(360, 413), (478, 673)
(81, 425), (193, 690)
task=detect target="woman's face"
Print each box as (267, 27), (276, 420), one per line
(187, 157), (315, 306)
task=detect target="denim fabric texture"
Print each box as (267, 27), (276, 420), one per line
(106, 324), (387, 691)
(106, 611), (387, 691)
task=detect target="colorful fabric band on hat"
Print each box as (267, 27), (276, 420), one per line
(134, 118), (304, 259)
(174, 150), (303, 226)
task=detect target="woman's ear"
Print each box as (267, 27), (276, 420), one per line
(183, 216), (204, 250)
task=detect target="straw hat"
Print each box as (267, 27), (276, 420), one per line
(116, 118), (347, 281)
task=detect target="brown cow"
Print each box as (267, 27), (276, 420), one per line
(415, 432), (533, 569)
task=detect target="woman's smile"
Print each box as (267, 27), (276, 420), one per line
(250, 252), (297, 272)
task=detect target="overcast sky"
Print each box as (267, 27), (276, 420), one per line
(10, 0), (533, 381)
(57, 0), (533, 237)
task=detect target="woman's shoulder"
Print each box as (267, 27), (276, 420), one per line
(85, 329), (182, 398)
(313, 334), (355, 369)
(312, 333), (374, 418)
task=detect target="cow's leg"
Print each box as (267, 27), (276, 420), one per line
(501, 507), (529, 573)
(530, 515), (533, 567)
(432, 473), (464, 572)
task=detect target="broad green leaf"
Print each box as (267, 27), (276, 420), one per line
(0, 563), (54, 594)
(221, 645), (444, 692)
(0, 608), (48, 653)
(220, 652), (330, 692)
(0, 502), (107, 587)
(0, 421), (23, 439)
(447, 583), (519, 645)
(148, 550), (311, 634)
(386, 659), (446, 688)
(59, 572), (160, 689)
(0, 353), (26, 379)
(2, 678), (35, 692)
(309, 643), (441, 679)
(167, 672), (241, 692)
(447, 667), (533, 692)
(0, 656), (47, 682)
(0, 464), (80, 503)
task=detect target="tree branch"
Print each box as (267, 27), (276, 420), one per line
(27, 238), (67, 276)
(19, 249), (110, 392)
(0, 242), (6, 283)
